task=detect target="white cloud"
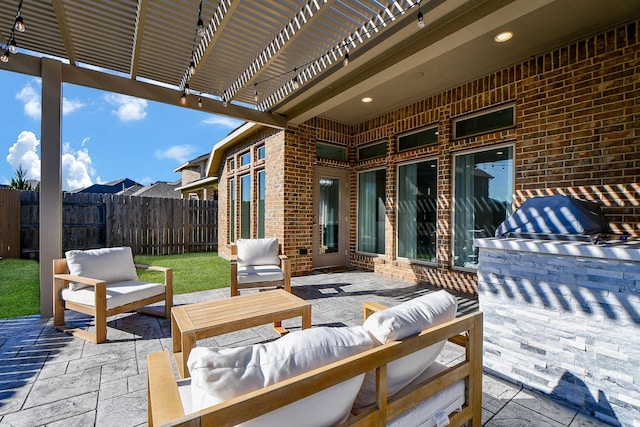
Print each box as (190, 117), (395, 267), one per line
(61, 143), (94, 191)
(15, 81), (85, 119)
(201, 116), (243, 128)
(16, 84), (41, 120)
(105, 93), (148, 121)
(138, 176), (153, 185)
(7, 131), (41, 180)
(155, 145), (197, 164)
(63, 98), (85, 115)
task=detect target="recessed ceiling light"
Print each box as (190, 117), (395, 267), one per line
(494, 31), (513, 43)
(361, 97), (373, 103)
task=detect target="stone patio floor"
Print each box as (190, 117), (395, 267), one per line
(0, 270), (612, 426)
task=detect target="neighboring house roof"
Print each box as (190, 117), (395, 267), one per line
(130, 180), (182, 199)
(116, 185), (144, 196)
(174, 153), (210, 173)
(72, 178), (142, 194)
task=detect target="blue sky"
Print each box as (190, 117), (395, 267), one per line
(1, 69), (243, 191)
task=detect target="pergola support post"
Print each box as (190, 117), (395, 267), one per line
(39, 58), (63, 318)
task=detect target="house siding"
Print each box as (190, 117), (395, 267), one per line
(217, 19), (640, 294)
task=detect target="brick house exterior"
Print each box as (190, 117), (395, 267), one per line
(214, 20), (639, 295)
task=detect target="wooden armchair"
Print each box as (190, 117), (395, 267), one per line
(53, 246), (172, 344)
(230, 238), (291, 297)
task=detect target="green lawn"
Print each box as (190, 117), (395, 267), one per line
(0, 252), (230, 318)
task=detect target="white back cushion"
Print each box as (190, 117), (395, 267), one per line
(354, 290), (458, 408)
(236, 238), (280, 266)
(65, 246), (138, 290)
(188, 326), (373, 426)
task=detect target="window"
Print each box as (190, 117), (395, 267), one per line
(397, 159), (437, 262)
(229, 158), (235, 171)
(257, 145), (265, 160)
(357, 168), (386, 254)
(358, 141), (387, 161)
(453, 146), (514, 269)
(229, 178), (235, 242)
(453, 104), (515, 140)
(240, 152), (251, 167)
(240, 174), (251, 239)
(257, 170), (266, 238)
(398, 126), (438, 152)
(317, 142), (347, 161)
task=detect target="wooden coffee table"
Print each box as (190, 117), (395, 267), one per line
(171, 289), (312, 378)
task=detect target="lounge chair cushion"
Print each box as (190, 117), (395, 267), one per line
(60, 280), (166, 309)
(236, 265), (284, 284)
(65, 246), (138, 290)
(354, 290), (458, 408)
(187, 326), (373, 426)
(236, 238), (280, 267)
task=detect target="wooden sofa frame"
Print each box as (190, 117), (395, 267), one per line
(147, 304), (483, 427)
(229, 242), (291, 296)
(53, 258), (173, 344)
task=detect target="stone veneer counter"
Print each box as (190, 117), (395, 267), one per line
(475, 237), (640, 426)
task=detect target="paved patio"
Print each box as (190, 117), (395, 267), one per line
(0, 270), (610, 426)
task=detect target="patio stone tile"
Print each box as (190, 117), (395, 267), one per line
(46, 410), (96, 427)
(569, 411), (613, 426)
(0, 385), (32, 416)
(482, 374), (521, 414)
(513, 388), (578, 425)
(100, 358), (140, 382)
(127, 372), (147, 394)
(0, 391), (97, 426)
(95, 388), (147, 427)
(484, 400), (565, 426)
(99, 377), (129, 401)
(67, 347), (136, 372)
(23, 366), (101, 408)
(37, 360), (69, 379)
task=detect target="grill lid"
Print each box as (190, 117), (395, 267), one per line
(495, 195), (610, 238)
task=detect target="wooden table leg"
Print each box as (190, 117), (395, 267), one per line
(180, 331), (196, 379)
(302, 305), (312, 329)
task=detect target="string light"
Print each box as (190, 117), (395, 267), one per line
(198, 97), (202, 108)
(180, 92), (187, 105)
(184, 83), (191, 95)
(292, 68), (300, 90)
(14, 0), (25, 33)
(2, 1), (26, 64)
(343, 52), (349, 67)
(253, 84), (259, 103)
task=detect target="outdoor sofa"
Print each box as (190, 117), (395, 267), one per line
(147, 290), (483, 426)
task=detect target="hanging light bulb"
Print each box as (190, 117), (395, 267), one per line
(417, 8), (425, 29)
(180, 91), (187, 105)
(184, 83), (191, 95)
(253, 85), (259, 103)
(292, 68), (300, 90)
(343, 52), (349, 67)
(9, 36), (17, 54)
(14, 13), (25, 33)
(198, 97), (202, 108)
(1, 50), (9, 63)
(189, 60), (196, 75)
(196, 17), (205, 37)
(196, 1), (205, 37)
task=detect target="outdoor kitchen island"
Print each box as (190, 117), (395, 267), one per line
(475, 237), (640, 427)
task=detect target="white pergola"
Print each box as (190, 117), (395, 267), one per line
(1, 0), (638, 316)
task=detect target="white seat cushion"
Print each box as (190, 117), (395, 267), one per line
(65, 246), (138, 290)
(236, 238), (280, 266)
(354, 290), (458, 408)
(60, 280), (165, 310)
(236, 265), (284, 284)
(187, 326), (373, 427)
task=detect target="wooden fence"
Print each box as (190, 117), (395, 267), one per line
(0, 189), (21, 258)
(16, 191), (217, 258)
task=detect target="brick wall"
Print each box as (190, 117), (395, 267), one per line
(217, 19), (639, 294)
(477, 239), (640, 426)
